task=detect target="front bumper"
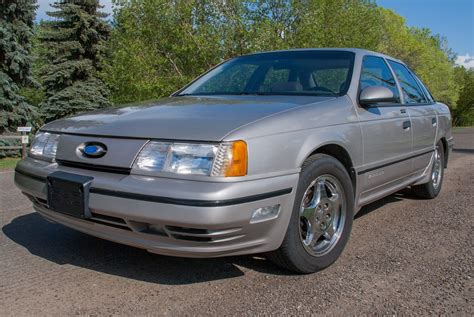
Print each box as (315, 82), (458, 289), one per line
(14, 158), (298, 257)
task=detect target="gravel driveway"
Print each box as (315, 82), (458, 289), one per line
(1, 128), (473, 315)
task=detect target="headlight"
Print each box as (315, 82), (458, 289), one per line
(132, 140), (247, 177)
(30, 132), (60, 161)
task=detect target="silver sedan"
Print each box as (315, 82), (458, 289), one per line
(15, 48), (453, 273)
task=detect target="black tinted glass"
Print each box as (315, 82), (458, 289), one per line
(413, 73), (434, 102)
(360, 56), (399, 101)
(179, 51), (355, 97)
(388, 61), (428, 104)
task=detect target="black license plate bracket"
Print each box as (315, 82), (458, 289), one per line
(47, 171), (94, 219)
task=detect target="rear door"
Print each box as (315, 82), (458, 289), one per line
(356, 55), (413, 194)
(387, 61), (437, 173)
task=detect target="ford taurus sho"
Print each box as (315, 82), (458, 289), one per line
(15, 49), (454, 273)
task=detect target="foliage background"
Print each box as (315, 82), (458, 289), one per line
(101, 0), (469, 112)
(37, 0), (111, 122)
(0, 0), (37, 134)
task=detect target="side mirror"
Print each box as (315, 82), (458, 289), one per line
(359, 86), (397, 106)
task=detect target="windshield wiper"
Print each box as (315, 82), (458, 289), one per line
(241, 92), (339, 97)
(176, 92), (338, 97)
(236, 92), (268, 95)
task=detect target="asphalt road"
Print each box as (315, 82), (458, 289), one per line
(1, 128), (473, 315)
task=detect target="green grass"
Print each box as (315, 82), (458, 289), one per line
(0, 157), (20, 170)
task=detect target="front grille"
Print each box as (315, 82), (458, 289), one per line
(88, 212), (132, 231)
(90, 212), (127, 225)
(165, 225), (244, 243)
(87, 218), (133, 231)
(24, 193), (49, 209)
(28, 193), (245, 243)
(29, 195), (133, 231)
(56, 159), (131, 175)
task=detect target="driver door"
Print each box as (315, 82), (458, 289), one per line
(355, 56), (413, 200)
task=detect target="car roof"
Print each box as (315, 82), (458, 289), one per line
(241, 48), (405, 65)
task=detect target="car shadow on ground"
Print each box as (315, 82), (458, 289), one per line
(354, 188), (417, 219)
(2, 212), (292, 284)
(2, 189), (417, 285)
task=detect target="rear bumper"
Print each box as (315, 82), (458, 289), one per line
(14, 158), (298, 257)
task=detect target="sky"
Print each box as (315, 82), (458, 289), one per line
(377, 0), (474, 68)
(36, 0), (474, 68)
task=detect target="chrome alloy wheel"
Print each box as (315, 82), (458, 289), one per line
(432, 146), (442, 189)
(299, 175), (346, 256)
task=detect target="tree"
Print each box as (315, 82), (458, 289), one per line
(453, 67), (474, 126)
(103, 0), (385, 104)
(292, 0), (382, 50)
(0, 0), (37, 133)
(377, 8), (459, 107)
(39, 0), (111, 122)
(103, 0), (228, 104)
(19, 24), (46, 109)
(103, 0), (466, 122)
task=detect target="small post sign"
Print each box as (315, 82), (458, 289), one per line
(17, 127), (32, 133)
(17, 126), (32, 159)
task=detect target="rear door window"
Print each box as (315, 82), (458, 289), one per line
(388, 61), (428, 104)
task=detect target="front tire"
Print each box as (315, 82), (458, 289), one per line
(267, 154), (354, 274)
(412, 141), (444, 199)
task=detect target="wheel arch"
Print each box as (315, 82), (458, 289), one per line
(439, 137), (448, 168)
(302, 143), (357, 196)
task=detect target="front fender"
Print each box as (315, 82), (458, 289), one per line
(228, 124), (363, 180)
(223, 96), (363, 179)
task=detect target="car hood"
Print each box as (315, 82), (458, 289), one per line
(41, 95), (334, 141)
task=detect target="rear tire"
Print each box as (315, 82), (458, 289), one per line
(412, 141), (444, 199)
(267, 154), (354, 274)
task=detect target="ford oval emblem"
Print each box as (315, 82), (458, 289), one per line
(79, 142), (107, 158)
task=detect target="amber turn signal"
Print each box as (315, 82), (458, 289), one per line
(225, 140), (247, 177)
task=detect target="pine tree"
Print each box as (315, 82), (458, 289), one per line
(0, 0), (37, 133)
(39, 0), (111, 122)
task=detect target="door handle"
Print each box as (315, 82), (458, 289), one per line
(432, 117), (437, 126)
(402, 121), (411, 130)
(400, 108), (406, 114)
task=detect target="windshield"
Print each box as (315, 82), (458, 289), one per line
(177, 50), (355, 97)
